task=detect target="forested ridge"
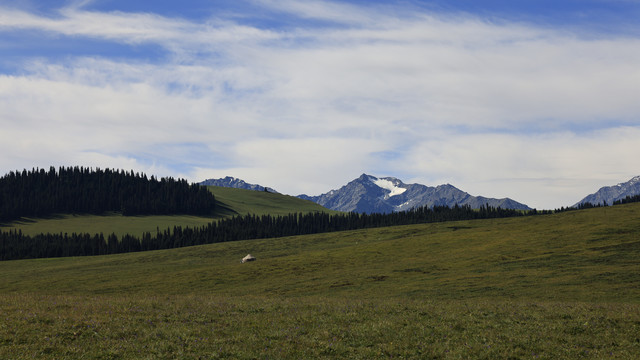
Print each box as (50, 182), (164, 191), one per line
(0, 166), (216, 222)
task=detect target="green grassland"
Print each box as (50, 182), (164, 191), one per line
(0, 186), (335, 237)
(1, 203), (640, 358)
(1, 213), (216, 238)
(2, 295), (638, 359)
(209, 186), (340, 217)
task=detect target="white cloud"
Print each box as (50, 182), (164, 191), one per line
(0, 5), (280, 59)
(252, 0), (385, 26)
(405, 127), (640, 208)
(1, 1), (639, 208)
(193, 136), (387, 195)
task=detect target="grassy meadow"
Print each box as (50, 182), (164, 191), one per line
(2, 294), (639, 359)
(1, 199), (640, 358)
(1, 213), (216, 238)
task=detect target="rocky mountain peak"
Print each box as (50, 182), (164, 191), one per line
(199, 177), (278, 193)
(297, 174), (530, 213)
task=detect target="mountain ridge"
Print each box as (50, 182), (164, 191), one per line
(574, 175), (640, 207)
(199, 176), (278, 193)
(297, 174), (531, 213)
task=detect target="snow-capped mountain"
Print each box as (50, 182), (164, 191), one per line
(574, 176), (640, 207)
(199, 176), (278, 193)
(297, 174), (531, 214)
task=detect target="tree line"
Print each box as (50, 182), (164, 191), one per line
(0, 166), (216, 222)
(0, 204), (534, 261)
(613, 194), (640, 205)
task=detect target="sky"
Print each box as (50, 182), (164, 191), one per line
(1, 0), (639, 209)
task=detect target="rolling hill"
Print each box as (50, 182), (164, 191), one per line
(210, 185), (338, 217)
(0, 185), (336, 237)
(1, 199), (639, 358)
(2, 202), (638, 300)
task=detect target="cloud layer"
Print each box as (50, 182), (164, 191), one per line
(1, 0), (639, 208)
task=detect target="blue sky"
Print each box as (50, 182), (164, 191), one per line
(1, 0), (640, 209)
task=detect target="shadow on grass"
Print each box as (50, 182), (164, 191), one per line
(213, 201), (239, 218)
(1, 213), (68, 226)
(1, 206), (234, 230)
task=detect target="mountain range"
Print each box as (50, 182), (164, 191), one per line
(202, 174), (640, 213)
(574, 176), (640, 206)
(297, 174), (531, 213)
(201, 174), (532, 213)
(199, 176), (278, 193)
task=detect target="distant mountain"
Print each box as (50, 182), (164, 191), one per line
(297, 174), (531, 214)
(574, 176), (640, 207)
(199, 176), (278, 193)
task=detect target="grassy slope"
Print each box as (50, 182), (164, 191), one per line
(0, 186), (335, 237)
(2, 203), (640, 358)
(1, 203), (638, 302)
(209, 186), (340, 217)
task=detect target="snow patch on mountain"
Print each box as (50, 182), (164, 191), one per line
(297, 173), (531, 213)
(372, 178), (407, 198)
(619, 176), (640, 189)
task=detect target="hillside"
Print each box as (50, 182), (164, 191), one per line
(2, 204), (640, 358)
(2, 203), (639, 301)
(209, 185), (338, 217)
(1, 185), (336, 238)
